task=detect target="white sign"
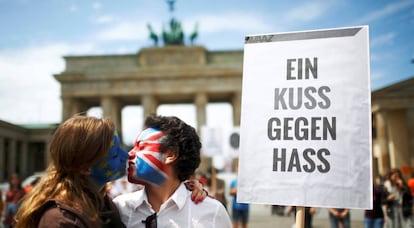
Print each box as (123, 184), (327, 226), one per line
(201, 126), (222, 157)
(238, 26), (372, 209)
(224, 127), (240, 158)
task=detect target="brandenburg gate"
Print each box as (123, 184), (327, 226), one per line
(53, 0), (414, 178)
(54, 46), (243, 137)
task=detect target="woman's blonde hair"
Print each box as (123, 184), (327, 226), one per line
(16, 115), (114, 227)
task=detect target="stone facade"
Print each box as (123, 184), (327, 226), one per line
(54, 46), (243, 136)
(0, 121), (56, 181)
(371, 76), (414, 177)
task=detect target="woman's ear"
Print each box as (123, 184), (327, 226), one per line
(164, 149), (178, 164)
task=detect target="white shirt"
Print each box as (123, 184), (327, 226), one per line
(113, 183), (232, 228)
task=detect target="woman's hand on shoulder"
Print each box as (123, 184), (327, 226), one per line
(184, 179), (208, 204)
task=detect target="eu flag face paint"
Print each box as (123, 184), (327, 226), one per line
(91, 130), (129, 187)
(128, 128), (169, 186)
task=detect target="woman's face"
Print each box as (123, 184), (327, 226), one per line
(10, 175), (20, 187)
(90, 130), (129, 187)
(390, 172), (400, 182)
(128, 128), (169, 186)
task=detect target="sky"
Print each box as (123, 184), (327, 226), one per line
(0, 0), (413, 145)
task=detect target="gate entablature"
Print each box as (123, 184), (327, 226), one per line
(54, 46), (243, 135)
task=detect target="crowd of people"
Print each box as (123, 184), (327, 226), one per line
(381, 168), (413, 228)
(359, 168), (414, 228)
(1, 114), (413, 228)
(270, 167), (414, 228)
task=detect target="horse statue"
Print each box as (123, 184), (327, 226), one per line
(162, 18), (184, 45)
(147, 24), (159, 46)
(189, 22), (199, 45)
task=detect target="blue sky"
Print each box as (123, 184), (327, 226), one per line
(0, 0), (413, 143)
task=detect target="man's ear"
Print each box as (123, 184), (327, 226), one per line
(164, 149), (178, 164)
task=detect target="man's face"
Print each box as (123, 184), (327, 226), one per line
(128, 128), (169, 186)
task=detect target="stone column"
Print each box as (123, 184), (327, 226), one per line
(20, 141), (29, 178)
(232, 92), (242, 126)
(62, 97), (87, 121)
(387, 110), (410, 168)
(142, 95), (158, 120)
(101, 96), (123, 141)
(195, 93), (208, 131)
(8, 139), (16, 176)
(0, 137), (5, 180)
(61, 97), (73, 121)
(45, 140), (52, 166)
(101, 96), (122, 129)
(195, 93), (209, 172)
(375, 111), (390, 173)
(406, 108), (414, 167)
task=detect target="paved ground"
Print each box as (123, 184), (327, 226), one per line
(245, 204), (364, 228)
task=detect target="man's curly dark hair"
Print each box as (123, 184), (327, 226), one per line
(144, 114), (202, 181)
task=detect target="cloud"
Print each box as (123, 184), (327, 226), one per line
(69, 4), (79, 13)
(370, 70), (388, 90)
(188, 12), (273, 34)
(96, 21), (149, 41)
(285, 1), (332, 22)
(370, 52), (394, 62)
(187, 1), (336, 36)
(371, 32), (395, 47)
(354, 0), (414, 24)
(94, 11), (273, 43)
(93, 15), (115, 24)
(92, 2), (102, 10)
(0, 42), (95, 124)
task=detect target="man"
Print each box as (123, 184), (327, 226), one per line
(230, 176), (250, 228)
(113, 114), (232, 227)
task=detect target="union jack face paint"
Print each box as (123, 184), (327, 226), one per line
(128, 128), (169, 186)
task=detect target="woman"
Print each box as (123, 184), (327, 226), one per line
(16, 115), (128, 227)
(2, 174), (25, 228)
(364, 182), (387, 228)
(385, 168), (413, 228)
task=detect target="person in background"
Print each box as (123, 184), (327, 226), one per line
(407, 172), (414, 227)
(328, 208), (351, 228)
(206, 167), (228, 210)
(23, 177), (41, 194)
(364, 176), (387, 228)
(383, 170), (394, 228)
(2, 173), (25, 228)
(286, 206), (316, 228)
(0, 188), (3, 228)
(385, 168), (413, 228)
(113, 114), (232, 227)
(230, 175), (250, 228)
(407, 172), (414, 197)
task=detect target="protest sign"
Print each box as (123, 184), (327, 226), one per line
(224, 127), (240, 158)
(238, 26), (372, 209)
(201, 126), (222, 157)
